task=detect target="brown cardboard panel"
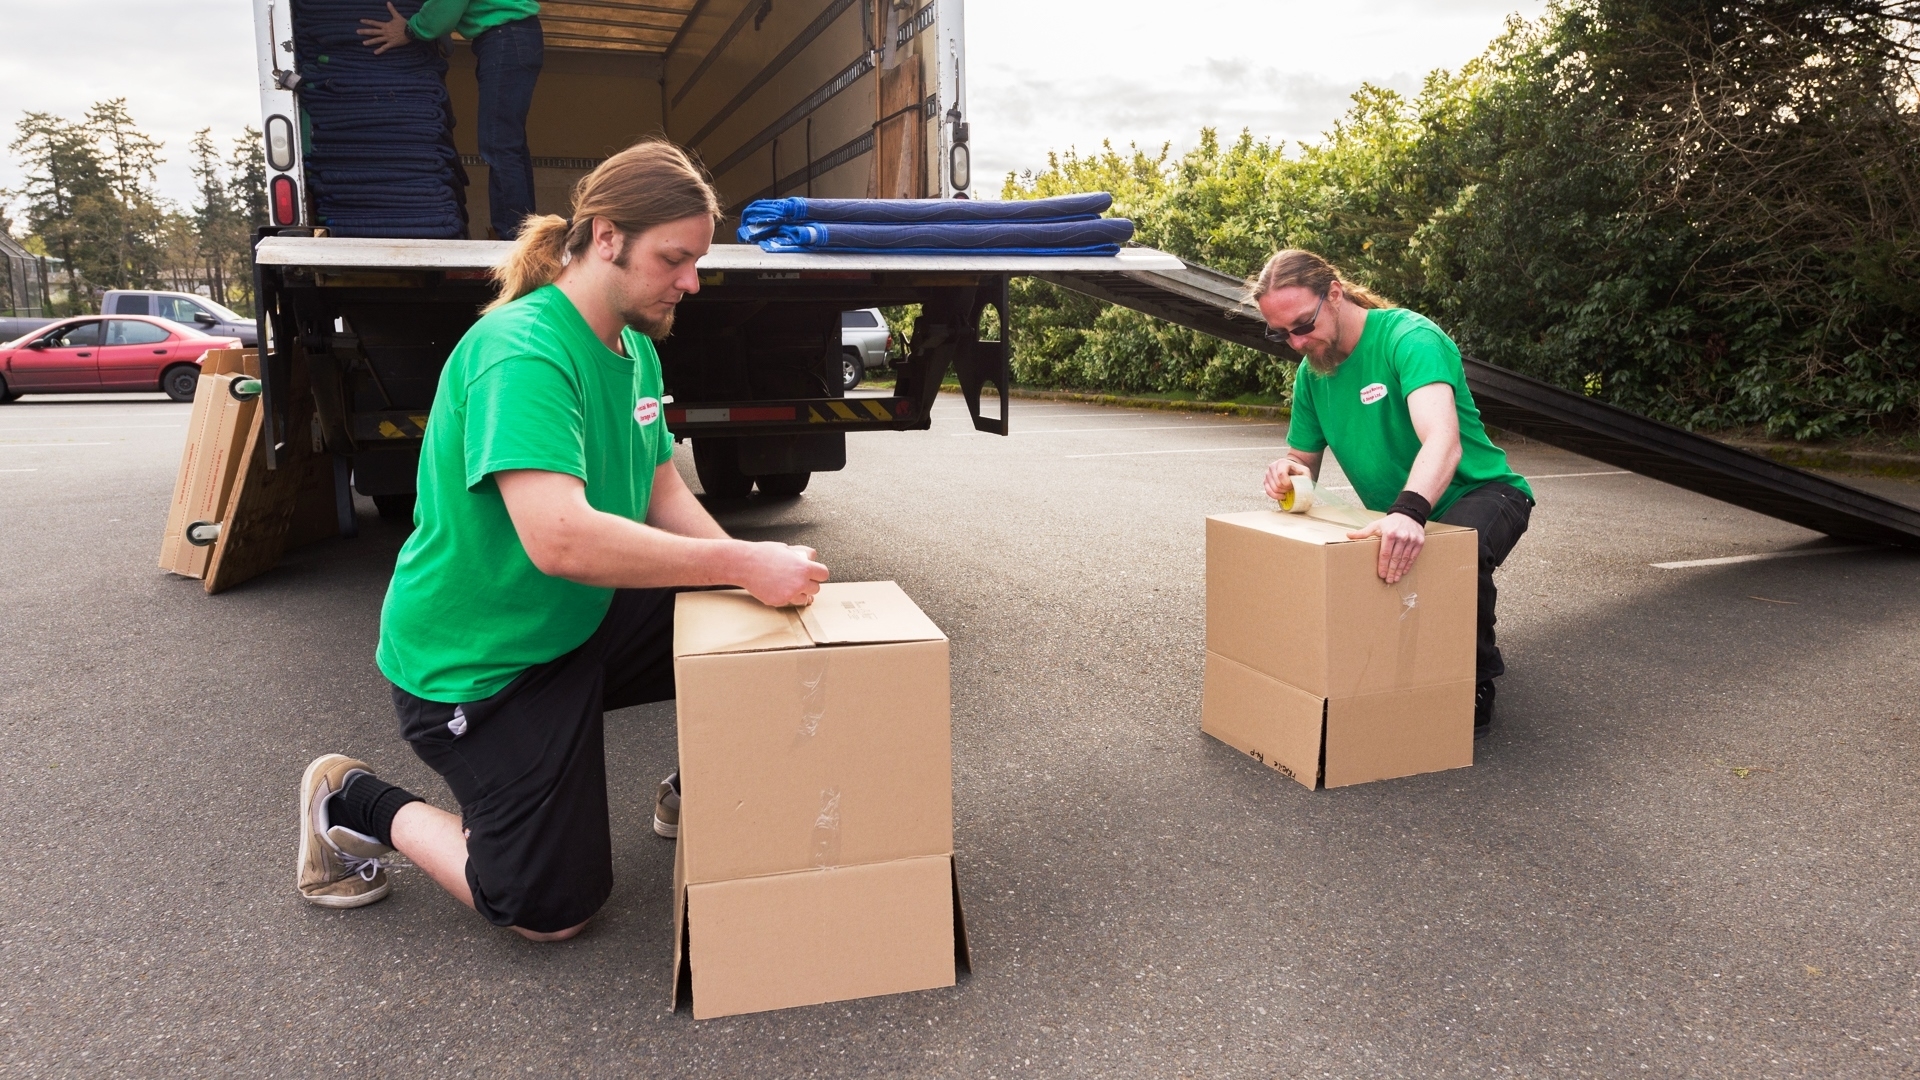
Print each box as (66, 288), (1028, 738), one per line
(160, 371), (258, 579)
(158, 373), (226, 572)
(1321, 528), (1478, 698)
(1206, 511), (1478, 698)
(684, 856), (957, 1020)
(673, 590), (811, 657)
(1205, 514), (1329, 691)
(1323, 678), (1476, 789)
(675, 639), (952, 884)
(1200, 651), (1323, 789)
(797, 580), (948, 645)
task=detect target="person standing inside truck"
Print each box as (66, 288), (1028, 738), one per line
(360, 0), (545, 239)
(1255, 249), (1533, 739)
(294, 141), (830, 939)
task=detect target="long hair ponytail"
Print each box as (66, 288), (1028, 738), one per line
(485, 139), (721, 314)
(1247, 248), (1394, 310)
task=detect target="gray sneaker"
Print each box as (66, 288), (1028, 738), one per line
(653, 772), (680, 839)
(297, 754), (394, 908)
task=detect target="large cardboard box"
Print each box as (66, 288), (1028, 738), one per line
(159, 349), (259, 579)
(671, 581), (968, 1019)
(1202, 508), (1479, 788)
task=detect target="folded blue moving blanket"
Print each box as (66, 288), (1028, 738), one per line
(739, 193), (1133, 255)
(739, 192), (1113, 238)
(752, 216), (1135, 256)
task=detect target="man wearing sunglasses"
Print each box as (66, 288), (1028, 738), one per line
(1254, 249), (1533, 738)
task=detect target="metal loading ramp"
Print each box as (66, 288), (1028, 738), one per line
(1038, 258), (1920, 549)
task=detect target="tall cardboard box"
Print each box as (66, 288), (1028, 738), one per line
(1203, 508), (1479, 788)
(671, 581), (968, 1020)
(159, 349), (259, 579)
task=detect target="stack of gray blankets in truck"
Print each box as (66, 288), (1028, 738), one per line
(293, 0), (466, 238)
(737, 193), (1132, 255)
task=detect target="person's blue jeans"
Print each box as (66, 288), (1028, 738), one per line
(470, 16), (543, 239)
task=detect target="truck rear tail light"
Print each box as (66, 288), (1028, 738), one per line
(265, 114), (296, 171)
(949, 144), (970, 192)
(270, 174), (298, 226)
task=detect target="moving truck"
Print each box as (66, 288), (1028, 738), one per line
(249, 0), (1099, 514)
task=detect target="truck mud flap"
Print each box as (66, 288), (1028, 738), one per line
(1040, 258), (1920, 549)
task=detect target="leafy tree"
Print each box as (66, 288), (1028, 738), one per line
(9, 112), (107, 313)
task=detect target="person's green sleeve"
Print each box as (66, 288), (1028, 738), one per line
(1390, 324), (1464, 396)
(1285, 362), (1327, 453)
(406, 0), (471, 41)
(462, 358), (586, 491)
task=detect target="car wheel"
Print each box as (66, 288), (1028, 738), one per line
(161, 365), (200, 402)
(0, 374), (18, 403)
(692, 438), (753, 498)
(754, 472), (811, 498)
(372, 493), (416, 523)
(841, 351), (862, 392)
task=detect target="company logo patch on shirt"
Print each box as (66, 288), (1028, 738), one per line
(1359, 382), (1388, 405)
(634, 397), (661, 426)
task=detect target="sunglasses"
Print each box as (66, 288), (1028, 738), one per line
(1263, 291), (1327, 342)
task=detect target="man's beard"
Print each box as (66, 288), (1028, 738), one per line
(1303, 346), (1340, 375)
(623, 306), (674, 339)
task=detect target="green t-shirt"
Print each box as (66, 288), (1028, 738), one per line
(376, 284), (675, 702)
(407, 0), (540, 42)
(1286, 307), (1533, 517)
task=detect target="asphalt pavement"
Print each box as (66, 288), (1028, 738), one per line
(3, 391), (1918, 1078)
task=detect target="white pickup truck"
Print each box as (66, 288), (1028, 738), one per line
(246, 0), (1221, 513)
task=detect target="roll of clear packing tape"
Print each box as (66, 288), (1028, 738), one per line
(1278, 474), (1315, 514)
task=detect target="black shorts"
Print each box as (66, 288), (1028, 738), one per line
(391, 588), (678, 933)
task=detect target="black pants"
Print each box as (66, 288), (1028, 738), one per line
(1434, 482), (1533, 684)
(391, 588), (677, 934)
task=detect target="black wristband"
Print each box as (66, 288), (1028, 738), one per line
(1388, 490), (1432, 526)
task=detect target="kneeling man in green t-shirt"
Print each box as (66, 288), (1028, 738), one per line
(1255, 249), (1534, 740)
(292, 141), (829, 939)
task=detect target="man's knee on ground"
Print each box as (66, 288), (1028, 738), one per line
(512, 920), (588, 943)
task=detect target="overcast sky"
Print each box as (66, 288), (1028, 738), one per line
(0, 0), (1546, 215)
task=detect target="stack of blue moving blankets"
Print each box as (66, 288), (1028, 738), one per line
(737, 192), (1132, 255)
(294, 0), (465, 238)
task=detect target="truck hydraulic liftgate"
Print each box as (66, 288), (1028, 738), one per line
(252, 236), (1919, 549)
(1037, 259), (1920, 550)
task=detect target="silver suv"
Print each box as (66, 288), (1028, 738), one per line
(840, 308), (891, 390)
(101, 290), (258, 346)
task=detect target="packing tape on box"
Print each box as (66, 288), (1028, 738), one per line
(796, 652), (828, 738)
(811, 788), (842, 868)
(1278, 475), (1315, 513)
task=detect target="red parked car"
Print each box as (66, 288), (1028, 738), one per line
(0, 315), (243, 403)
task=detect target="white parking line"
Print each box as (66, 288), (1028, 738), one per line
(1066, 444), (1290, 459)
(0, 425), (186, 432)
(953, 423), (1282, 437)
(1651, 545), (1877, 569)
(1528, 470), (1630, 479)
(0, 468), (38, 472)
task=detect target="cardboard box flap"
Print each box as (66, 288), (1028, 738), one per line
(798, 581), (947, 645)
(1211, 508), (1474, 543)
(674, 590), (812, 657)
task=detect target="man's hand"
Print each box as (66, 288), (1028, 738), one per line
(737, 542), (830, 608)
(1347, 513), (1426, 584)
(357, 2), (411, 53)
(1262, 456), (1314, 502)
